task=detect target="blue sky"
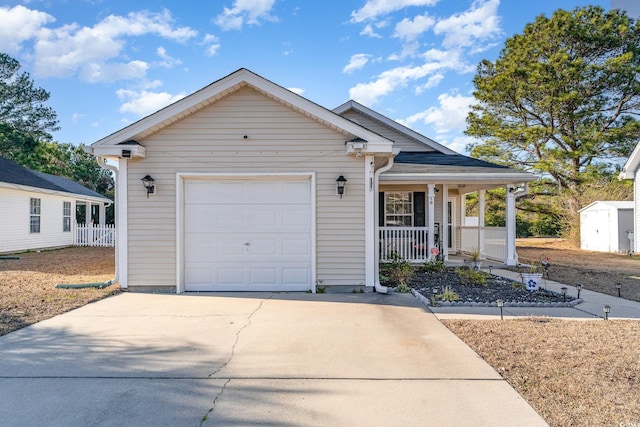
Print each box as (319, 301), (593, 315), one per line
(1, 0), (613, 154)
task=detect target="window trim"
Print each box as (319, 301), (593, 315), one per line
(30, 198), (41, 234)
(63, 201), (72, 232)
(384, 191), (413, 227)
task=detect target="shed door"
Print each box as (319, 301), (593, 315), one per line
(184, 178), (312, 291)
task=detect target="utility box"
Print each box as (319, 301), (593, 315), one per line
(579, 201), (634, 253)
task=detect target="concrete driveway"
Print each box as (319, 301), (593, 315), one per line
(0, 292), (546, 426)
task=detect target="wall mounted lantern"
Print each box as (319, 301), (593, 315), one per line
(141, 175), (156, 198)
(336, 175), (347, 198)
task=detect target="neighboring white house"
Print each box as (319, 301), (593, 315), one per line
(86, 68), (536, 293)
(0, 157), (112, 254)
(579, 201), (634, 253)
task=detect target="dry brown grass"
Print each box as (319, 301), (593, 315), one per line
(0, 247), (118, 336)
(444, 318), (640, 427)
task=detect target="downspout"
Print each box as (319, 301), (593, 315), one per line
(373, 153), (397, 294)
(55, 156), (119, 289)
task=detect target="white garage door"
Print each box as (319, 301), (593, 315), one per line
(184, 178), (312, 291)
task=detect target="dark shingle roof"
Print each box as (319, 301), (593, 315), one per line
(394, 151), (510, 169)
(0, 157), (110, 201)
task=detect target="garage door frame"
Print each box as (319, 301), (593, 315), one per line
(176, 172), (316, 293)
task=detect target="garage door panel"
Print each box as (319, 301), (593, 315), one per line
(184, 178), (312, 291)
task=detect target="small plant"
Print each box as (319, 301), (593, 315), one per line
(437, 286), (459, 302)
(395, 283), (410, 293)
(316, 286), (327, 294)
(455, 266), (487, 286)
(382, 254), (415, 287)
(423, 259), (446, 273)
(469, 248), (481, 262)
(511, 281), (525, 290)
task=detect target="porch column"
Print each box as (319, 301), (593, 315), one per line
(85, 202), (91, 225)
(427, 183), (436, 259)
(441, 184), (449, 260)
(99, 203), (106, 225)
(505, 185), (517, 266)
(478, 190), (486, 257)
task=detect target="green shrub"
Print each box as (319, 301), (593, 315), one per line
(437, 286), (459, 302)
(455, 266), (488, 286)
(423, 259), (446, 273)
(382, 255), (415, 286)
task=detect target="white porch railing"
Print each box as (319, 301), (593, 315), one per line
(75, 223), (116, 247)
(379, 227), (430, 262)
(460, 226), (506, 261)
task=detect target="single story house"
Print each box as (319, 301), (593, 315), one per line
(0, 157), (112, 253)
(579, 201), (634, 254)
(86, 68), (536, 293)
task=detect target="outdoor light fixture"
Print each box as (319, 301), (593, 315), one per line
(336, 175), (347, 198)
(141, 175), (156, 198)
(576, 284), (582, 299)
(497, 299), (504, 321)
(615, 283), (622, 298)
(603, 305), (611, 320)
(561, 287), (568, 302)
(488, 265), (493, 275)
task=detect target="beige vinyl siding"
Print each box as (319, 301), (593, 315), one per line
(0, 187), (75, 253)
(126, 86), (365, 288)
(340, 110), (434, 152)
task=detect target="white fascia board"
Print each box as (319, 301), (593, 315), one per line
(0, 181), (111, 203)
(380, 172), (537, 184)
(86, 144), (146, 159)
(91, 69), (393, 153)
(620, 142), (640, 179)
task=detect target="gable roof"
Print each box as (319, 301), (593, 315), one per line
(579, 200), (634, 212)
(620, 141), (640, 179)
(332, 100), (457, 155)
(0, 157), (111, 202)
(89, 68), (394, 156)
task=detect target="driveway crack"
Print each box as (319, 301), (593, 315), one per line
(208, 296), (270, 378)
(198, 378), (230, 427)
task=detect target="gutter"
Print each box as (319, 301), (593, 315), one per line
(373, 152), (397, 294)
(56, 156), (119, 290)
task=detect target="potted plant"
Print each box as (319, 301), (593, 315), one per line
(521, 264), (543, 291)
(469, 248), (482, 271)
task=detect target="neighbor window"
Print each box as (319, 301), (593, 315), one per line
(63, 201), (71, 232)
(30, 198), (41, 233)
(385, 192), (413, 226)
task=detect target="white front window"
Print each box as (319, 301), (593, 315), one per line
(30, 198), (41, 233)
(385, 192), (413, 226)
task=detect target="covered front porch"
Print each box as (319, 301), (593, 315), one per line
(376, 152), (536, 266)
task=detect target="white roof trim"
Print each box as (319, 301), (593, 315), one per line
(579, 200), (634, 212)
(381, 172), (536, 183)
(91, 68), (393, 152)
(620, 141), (640, 179)
(333, 100), (457, 155)
(0, 181), (112, 204)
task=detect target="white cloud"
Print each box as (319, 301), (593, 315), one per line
(351, 0), (438, 23)
(287, 87), (304, 95)
(343, 54), (371, 74)
(434, 0), (501, 49)
(71, 113), (85, 124)
(349, 50), (466, 106)
(32, 9), (197, 81)
(360, 24), (382, 38)
(202, 34), (221, 56)
(0, 5), (54, 53)
(415, 73), (444, 94)
(393, 13), (435, 41)
(156, 46), (182, 68)
(116, 87), (186, 117)
(80, 60), (148, 83)
(215, 0), (278, 31)
(404, 92), (476, 135)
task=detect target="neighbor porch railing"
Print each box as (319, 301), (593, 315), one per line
(460, 226), (506, 261)
(74, 223), (115, 247)
(379, 227), (430, 262)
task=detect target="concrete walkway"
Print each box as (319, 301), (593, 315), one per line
(430, 268), (640, 320)
(0, 292), (547, 426)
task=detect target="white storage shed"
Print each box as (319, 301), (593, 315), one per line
(579, 201), (634, 253)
